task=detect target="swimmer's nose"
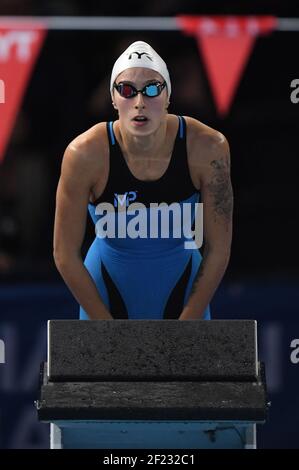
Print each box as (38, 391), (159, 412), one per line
(134, 92), (145, 109)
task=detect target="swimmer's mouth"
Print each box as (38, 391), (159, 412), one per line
(132, 115), (148, 122)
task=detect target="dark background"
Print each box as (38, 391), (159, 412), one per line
(0, 0), (299, 449)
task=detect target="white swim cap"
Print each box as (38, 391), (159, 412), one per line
(110, 41), (171, 98)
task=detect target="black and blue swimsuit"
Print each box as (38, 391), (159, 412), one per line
(80, 115), (211, 320)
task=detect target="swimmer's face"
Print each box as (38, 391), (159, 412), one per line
(112, 67), (169, 135)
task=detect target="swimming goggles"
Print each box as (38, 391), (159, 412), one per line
(113, 81), (167, 98)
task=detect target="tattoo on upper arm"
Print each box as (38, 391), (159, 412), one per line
(207, 157), (233, 223)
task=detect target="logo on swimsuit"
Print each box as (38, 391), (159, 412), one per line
(114, 191), (138, 208)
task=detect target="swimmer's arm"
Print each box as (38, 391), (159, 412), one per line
(179, 133), (233, 320)
(53, 143), (113, 320)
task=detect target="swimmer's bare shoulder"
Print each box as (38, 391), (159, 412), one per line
(60, 122), (109, 204)
(184, 116), (230, 190)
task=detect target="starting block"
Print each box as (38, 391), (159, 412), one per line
(36, 319), (268, 449)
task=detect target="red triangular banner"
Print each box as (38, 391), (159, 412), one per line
(177, 16), (277, 116)
(0, 21), (47, 163)
(197, 33), (254, 116)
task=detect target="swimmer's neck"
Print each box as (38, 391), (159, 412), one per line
(117, 118), (168, 158)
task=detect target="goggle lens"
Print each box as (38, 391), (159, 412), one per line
(121, 83), (135, 98)
(144, 84), (159, 97)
